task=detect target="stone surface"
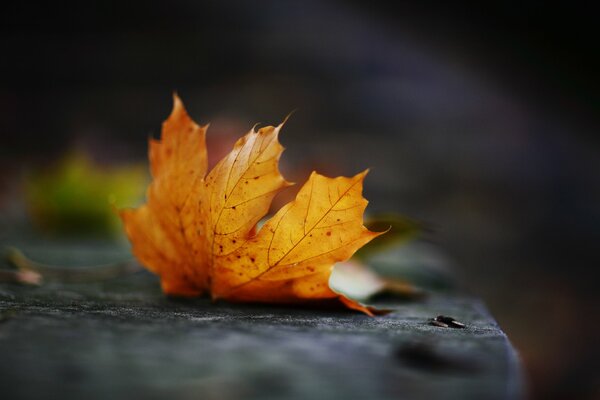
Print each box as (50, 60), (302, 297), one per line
(0, 267), (523, 400)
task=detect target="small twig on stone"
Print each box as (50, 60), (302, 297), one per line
(3, 246), (142, 283)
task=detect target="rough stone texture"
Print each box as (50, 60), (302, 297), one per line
(0, 267), (523, 400)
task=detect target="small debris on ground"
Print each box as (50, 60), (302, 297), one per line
(429, 315), (466, 329)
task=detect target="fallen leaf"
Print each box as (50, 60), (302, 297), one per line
(120, 95), (385, 314)
(329, 260), (386, 300)
(330, 260), (424, 301)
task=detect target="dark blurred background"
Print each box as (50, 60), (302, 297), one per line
(1, 1), (598, 399)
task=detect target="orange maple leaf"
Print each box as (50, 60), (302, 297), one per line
(120, 95), (385, 315)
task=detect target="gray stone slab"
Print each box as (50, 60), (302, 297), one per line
(0, 269), (523, 400)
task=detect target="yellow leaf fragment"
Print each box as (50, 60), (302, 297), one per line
(121, 95), (208, 296)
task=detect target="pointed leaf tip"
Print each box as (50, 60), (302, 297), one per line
(279, 109), (297, 128)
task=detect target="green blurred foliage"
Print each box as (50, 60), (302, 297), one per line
(25, 152), (147, 237)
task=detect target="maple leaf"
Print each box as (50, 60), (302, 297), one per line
(120, 95), (385, 315)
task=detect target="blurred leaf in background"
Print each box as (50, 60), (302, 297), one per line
(24, 152), (147, 237)
(356, 213), (423, 259)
